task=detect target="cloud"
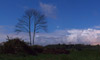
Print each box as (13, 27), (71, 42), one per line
(0, 25), (29, 43)
(35, 29), (100, 45)
(1, 25), (100, 45)
(40, 2), (57, 19)
(94, 26), (100, 29)
(66, 29), (100, 45)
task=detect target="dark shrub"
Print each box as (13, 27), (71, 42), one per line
(1, 38), (37, 55)
(43, 48), (70, 54)
(45, 44), (67, 50)
(43, 44), (70, 54)
(31, 45), (44, 53)
(0, 45), (3, 53)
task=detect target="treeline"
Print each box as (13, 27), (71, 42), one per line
(0, 38), (70, 56)
(45, 44), (100, 51)
(0, 38), (100, 56)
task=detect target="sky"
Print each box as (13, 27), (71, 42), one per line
(1, 0), (100, 45)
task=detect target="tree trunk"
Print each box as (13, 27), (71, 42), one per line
(29, 17), (31, 45)
(29, 29), (31, 45)
(33, 27), (36, 45)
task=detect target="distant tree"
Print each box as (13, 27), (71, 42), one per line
(15, 9), (47, 45)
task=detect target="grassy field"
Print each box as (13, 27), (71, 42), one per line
(0, 49), (100, 60)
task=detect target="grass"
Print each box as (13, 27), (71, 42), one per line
(0, 49), (100, 60)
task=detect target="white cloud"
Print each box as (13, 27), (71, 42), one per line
(0, 32), (29, 43)
(35, 29), (100, 45)
(94, 26), (100, 29)
(0, 25), (29, 43)
(40, 2), (57, 19)
(1, 25), (100, 46)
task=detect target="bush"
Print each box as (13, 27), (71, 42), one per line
(1, 38), (37, 55)
(31, 45), (44, 53)
(43, 44), (70, 54)
(43, 48), (70, 54)
(45, 44), (67, 50)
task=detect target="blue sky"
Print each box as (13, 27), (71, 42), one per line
(1, 0), (100, 45)
(1, 0), (100, 32)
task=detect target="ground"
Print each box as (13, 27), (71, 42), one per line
(0, 49), (100, 60)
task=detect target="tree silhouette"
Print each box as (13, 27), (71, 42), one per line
(15, 9), (47, 45)
(32, 10), (47, 45)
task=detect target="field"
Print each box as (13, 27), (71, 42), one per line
(0, 49), (100, 60)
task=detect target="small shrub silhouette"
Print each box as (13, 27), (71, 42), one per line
(31, 45), (44, 53)
(1, 38), (37, 55)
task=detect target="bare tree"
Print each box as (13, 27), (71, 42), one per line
(32, 10), (47, 45)
(15, 9), (47, 45)
(15, 9), (33, 45)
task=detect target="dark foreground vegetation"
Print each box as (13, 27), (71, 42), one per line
(0, 38), (100, 60)
(0, 50), (100, 60)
